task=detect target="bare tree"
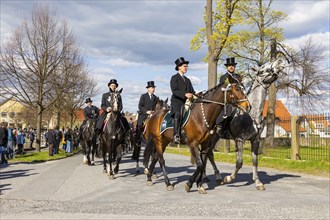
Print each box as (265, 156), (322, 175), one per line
(0, 5), (85, 151)
(278, 37), (330, 113)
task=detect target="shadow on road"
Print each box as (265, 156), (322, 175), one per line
(0, 168), (38, 195)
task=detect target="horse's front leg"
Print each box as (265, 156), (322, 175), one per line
(90, 143), (95, 166)
(224, 138), (244, 184)
(114, 144), (122, 174)
(251, 139), (265, 190)
(185, 143), (206, 194)
(102, 144), (107, 173)
(87, 142), (92, 166)
(108, 143), (115, 179)
(82, 143), (88, 165)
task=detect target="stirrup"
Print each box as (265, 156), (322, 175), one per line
(174, 134), (181, 144)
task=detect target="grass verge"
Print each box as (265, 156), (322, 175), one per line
(165, 146), (330, 178)
(8, 149), (80, 163)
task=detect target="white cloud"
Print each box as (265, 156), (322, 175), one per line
(102, 58), (145, 68)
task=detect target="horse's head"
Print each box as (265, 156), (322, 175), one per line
(156, 97), (169, 110)
(252, 58), (286, 85)
(224, 83), (250, 112)
(110, 88), (123, 113)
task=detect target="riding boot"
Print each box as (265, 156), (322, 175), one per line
(173, 118), (181, 144)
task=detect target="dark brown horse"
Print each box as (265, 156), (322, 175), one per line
(145, 81), (250, 193)
(101, 88), (128, 179)
(131, 97), (169, 173)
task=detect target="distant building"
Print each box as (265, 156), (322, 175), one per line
(0, 98), (27, 129)
(261, 100), (306, 138)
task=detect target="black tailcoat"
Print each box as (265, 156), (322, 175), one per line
(137, 93), (158, 126)
(170, 73), (195, 116)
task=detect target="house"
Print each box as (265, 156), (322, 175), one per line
(300, 114), (330, 138)
(261, 100), (306, 138)
(0, 98), (27, 129)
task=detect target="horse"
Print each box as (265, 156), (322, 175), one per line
(101, 88), (128, 179)
(131, 97), (169, 174)
(205, 58), (286, 190)
(80, 119), (97, 165)
(144, 81), (250, 193)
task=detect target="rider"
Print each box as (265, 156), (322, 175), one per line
(79, 98), (99, 140)
(216, 57), (242, 138)
(95, 79), (129, 136)
(170, 57), (195, 144)
(135, 81), (158, 145)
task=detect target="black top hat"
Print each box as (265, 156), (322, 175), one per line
(146, 81), (156, 88)
(224, 57), (237, 66)
(175, 57), (189, 71)
(108, 79), (118, 87)
(85, 98), (93, 103)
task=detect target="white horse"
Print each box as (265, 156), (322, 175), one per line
(205, 57), (286, 190)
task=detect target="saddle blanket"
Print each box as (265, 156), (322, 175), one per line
(160, 110), (190, 134)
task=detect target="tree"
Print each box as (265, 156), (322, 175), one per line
(0, 5), (87, 151)
(277, 36), (330, 113)
(233, 0), (287, 149)
(191, 0), (245, 89)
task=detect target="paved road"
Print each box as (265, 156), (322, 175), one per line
(0, 151), (329, 219)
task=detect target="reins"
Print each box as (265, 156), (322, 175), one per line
(197, 83), (249, 131)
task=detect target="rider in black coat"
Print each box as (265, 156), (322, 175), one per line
(170, 57), (195, 144)
(83, 98), (99, 120)
(79, 98), (99, 141)
(216, 57), (242, 138)
(135, 81), (158, 144)
(96, 79), (123, 131)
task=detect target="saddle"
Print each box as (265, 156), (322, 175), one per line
(160, 110), (190, 134)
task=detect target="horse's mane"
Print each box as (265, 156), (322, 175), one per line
(202, 83), (223, 97)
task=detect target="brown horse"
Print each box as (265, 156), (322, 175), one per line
(145, 81), (250, 193)
(131, 98), (169, 173)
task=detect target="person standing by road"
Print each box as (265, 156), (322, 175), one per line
(0, 122), (9, 165)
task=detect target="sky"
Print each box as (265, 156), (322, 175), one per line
(1, 0), (329, 115)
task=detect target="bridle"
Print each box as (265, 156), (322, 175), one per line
(197, 83), (250, 130)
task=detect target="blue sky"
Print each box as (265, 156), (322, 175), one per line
(1, 0), (329, 114)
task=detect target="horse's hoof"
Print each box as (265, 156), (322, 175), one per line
(224, 175), (234, 184)
(147, 181), (153, 186)
(198, 186), (207, 194)
(151, 173), (157, 179)
(256, 184), (266, 191)
(109, 175), (115, 180)
(103, 170), (107, 174)
(83, 161), (88, 165)
(144, 168), (149, 175)
(167, 185), (174, 191)
(185, 183), (191, 192)
(216, 179), (224, 185)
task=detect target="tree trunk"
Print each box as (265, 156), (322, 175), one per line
(264, 38), (277, 148)
(36, 105), (42, 152)
(208, 55), (218, 89)
(57, 111), (61, 129)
